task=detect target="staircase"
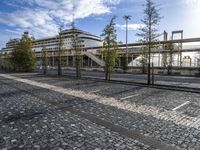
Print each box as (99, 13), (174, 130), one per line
(84, 52), (105, 67)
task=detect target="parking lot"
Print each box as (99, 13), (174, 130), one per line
(0, 73), (200, 150)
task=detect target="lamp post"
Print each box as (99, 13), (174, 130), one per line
(123, 15), (131, 68)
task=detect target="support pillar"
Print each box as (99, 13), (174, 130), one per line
(73, 56), (75, 67)
(66, 56), (69, 66)
(118, 56), (121, 67)
(131, 54), (133, 67)
(87, 57), (89, 67)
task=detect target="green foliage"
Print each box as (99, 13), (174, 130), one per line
(10, 33), (36, 72)
(0, 53), (13, 72)
(101, 16), (118, 80)
(41, 46), (49, 74)
(102, 48), (118, 80)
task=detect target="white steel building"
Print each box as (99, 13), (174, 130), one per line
(0, 28), (103, 54)
(0, 28), (105, 67)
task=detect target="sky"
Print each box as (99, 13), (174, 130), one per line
(0, 0), (200, 49)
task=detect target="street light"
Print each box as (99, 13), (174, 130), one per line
(123, 15), (131, 68)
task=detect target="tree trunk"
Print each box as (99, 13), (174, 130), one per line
(105, 67), (108, 80)
(58, 54), (62, 76)
(147, 44), (151, 85)
(43, 67), (47, 75)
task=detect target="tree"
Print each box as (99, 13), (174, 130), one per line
(137, 0), (162, 84)
(2, 53), (12, 71)
(10, 32), (36, 72)
(139, 47), (148, 73)
(41, 46), (49, 75)
(163, 42), (176, 74)
(72, 28), (82, 79)
(121, 54), (128, 72)
(101, 16), (118, 80)
(57, 26), (64, 76)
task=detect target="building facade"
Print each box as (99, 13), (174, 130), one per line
(0, 28), (103, 54)
(0, 28), (105, 67)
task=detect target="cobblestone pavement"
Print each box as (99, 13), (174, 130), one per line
(0, 77), (156, 150)
(45, 69), (200, 89)
(1, 73), (200, 149)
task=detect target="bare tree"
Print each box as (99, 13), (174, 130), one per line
(137, 0), (162, 84)
(72, 29), (82, 79)
(57, 26), (64, 76)
(41, 45), (49, 75)
(71, 17), (82, 79)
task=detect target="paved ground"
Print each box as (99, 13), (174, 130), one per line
(44, 69), (200, 89)
(0, 73), (200, 150)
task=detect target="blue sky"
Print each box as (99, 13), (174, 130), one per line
(0, 0), (200, 49)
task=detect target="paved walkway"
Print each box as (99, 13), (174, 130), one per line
(1, 74), (200, 129)
(0, 75), (155, 150)
(1, 73), (200, 149)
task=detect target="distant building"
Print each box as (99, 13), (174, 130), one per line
(0, 28), (103, 54)
(1, 38), (20, 54)
(33, 28), (103, 52)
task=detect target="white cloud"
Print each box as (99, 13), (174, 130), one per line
(116, 23), (145, 30)
(0, 8), (57, 39)
(74, 0), (110, 19)
(103, 0), (121, 5)
(0, 0), (122, 43)
(185, 0), (200, 9)
(185, 0), (200, 5)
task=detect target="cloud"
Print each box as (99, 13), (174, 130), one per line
(74, 0), (110, 19)
(0, 0), (122, 41)
(116, 23), (145, 30)
(103, 0), (121, 5)
(185, 0), (200, 6)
